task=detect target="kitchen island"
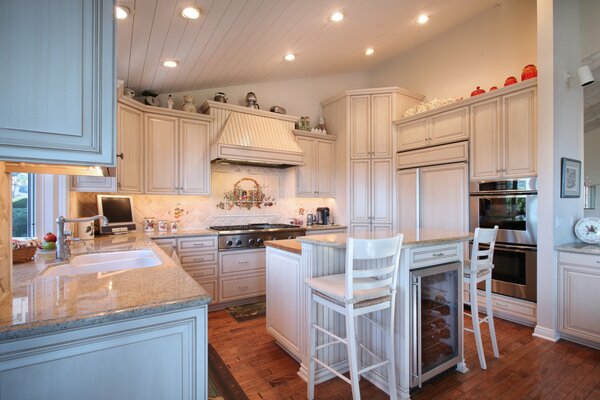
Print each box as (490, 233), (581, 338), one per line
(0, 233), (211, 399)
(266, 229), (472, 400)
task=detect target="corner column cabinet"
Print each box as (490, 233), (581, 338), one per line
(558, 251), (600, 348)
(321, 87), (425, 232)
(470, 83), (537, 180)
(0, 0), (115, 166)
(294, 130), (336, 197)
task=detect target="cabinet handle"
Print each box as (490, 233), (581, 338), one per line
(432, 252), (445, 257)
(238, 285), (248, 290)
(192, 258), (205, 262)
(117, 153), (124, 160)
(193, 272), (205, 277)
(192, 243), (205, 247)
(238, 261), (249, 265)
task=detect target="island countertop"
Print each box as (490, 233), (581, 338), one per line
(297, 228), (473, 248)
(265, 239), (302, 254)
(0, 233), (211, 341)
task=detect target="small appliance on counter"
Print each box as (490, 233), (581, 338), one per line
(316, 207), (330, 225)
(97, 194), (137, 234)
(307, 213), (315, 226)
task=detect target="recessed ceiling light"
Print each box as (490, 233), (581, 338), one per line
(330, 11), (344, 22)
(115, 5), (129, 20)
(365, 47), (375, 56)
(417, 14), (429, 24)
(182, 6), (201, 19)
(284, 53), (296, 61)
(163, 60), (179, 68)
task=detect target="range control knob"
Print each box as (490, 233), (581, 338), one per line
(248, 238), (256, 245)
(256, 238), (264, 246)
(226, 240), (233, 247)
(288, 235), (293, 239)
(235, 239), (242, 246)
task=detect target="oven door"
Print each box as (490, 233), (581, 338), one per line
(470, 193), (537, 246)
(474, 243), (537, 302)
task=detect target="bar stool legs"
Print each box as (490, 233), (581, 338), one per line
(484, 275), (499, 359)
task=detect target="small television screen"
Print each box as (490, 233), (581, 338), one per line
(97, 195), (134, 225)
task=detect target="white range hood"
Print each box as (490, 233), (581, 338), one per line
(202, 101), (304, 168)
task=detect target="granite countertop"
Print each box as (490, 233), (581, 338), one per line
(297, 228), (473, 249)
(304, 225), (347, 231)
(556, 242), (600, 255)
(265, 239), (302, 255)
(145, 229), (216, 239)
(1, 233), (211, 341)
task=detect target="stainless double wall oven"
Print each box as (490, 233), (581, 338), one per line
(469, 178), (537, 302)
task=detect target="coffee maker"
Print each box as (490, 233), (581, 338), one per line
(316, 207), (330, 225)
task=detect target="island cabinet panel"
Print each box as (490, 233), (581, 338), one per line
(145, 114), (179, 194)
(558, 252), (600, 346)
(0, 307), (208, 400)
(0, 0), (115, 166)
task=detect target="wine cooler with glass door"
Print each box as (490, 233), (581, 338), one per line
(410, 261), (463, 388)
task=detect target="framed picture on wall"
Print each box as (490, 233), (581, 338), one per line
(561, 158), (582, 198)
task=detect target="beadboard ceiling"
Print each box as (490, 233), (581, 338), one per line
(117, 0), (500, 94)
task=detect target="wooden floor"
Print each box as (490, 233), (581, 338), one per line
(208, 310), (600, 400)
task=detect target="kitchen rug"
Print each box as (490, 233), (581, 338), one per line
(225, 300), (266, 322)
(208, 344), (248, 400)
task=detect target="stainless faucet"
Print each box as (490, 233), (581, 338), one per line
(55, 215), (109, 261)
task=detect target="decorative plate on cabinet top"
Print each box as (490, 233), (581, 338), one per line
(574, 217), (600, 244)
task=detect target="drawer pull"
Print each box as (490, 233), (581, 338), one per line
(192, 258), (205, 262)
(193, 272), (205, 277)
(432, 252), (445, 257)
(192, 243), (205, 247)
(238, 261), (249, 265)
(238, 285), (248, 290)
(495, 302), (509, 308)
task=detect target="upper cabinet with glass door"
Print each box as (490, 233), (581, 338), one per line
(0, 0), (115, 166)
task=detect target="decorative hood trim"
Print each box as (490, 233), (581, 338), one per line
(211, 112), (304, 168)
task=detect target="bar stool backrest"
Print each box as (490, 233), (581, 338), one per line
(469, 226), (499, 274)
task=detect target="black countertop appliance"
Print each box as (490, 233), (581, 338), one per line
(316, 207), (330, 225)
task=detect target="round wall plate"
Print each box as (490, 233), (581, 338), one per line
(574, 217), (600, 244)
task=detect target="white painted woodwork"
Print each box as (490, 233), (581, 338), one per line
(177, 236), (218, 253)
(558, 252), (600, 346)
(70, 176), (116, 193)
(117, 103), (144, 193)
(350, 160), (371, 224)
(0, 307), (208, 400)
(371, 94), (394, 158)
(472, 290), (537, 327)
(145, 114), (178, 194)
(350, 224), (372, 235)
(503, 87), (537, 178)
(179, 252), (218, 268)
(350, 96), (371, 159)
(296, 136), (316, 197)
(397, 141), (468, 170)
(396, 106), (468, 152)
(220, 249), (265, 275)
(183, 265), (218, 281)
(197, 279), (218, 305)
(220, 273), (266, 302)
(266, 247), (302, 360)
(153, 238), (176, 257)
(0, 0), (115, 166)
(315, 139), (336, 197)
(295, 239), (466, 399)
(371, 158), (393, 224)
(179, 119), (210, 195)
(396, 169), (418, 232)
(470, 99), (501, 180)
(396, 119), (429, 151)
(305, 227), (347, 236)
(218, 249), (266, 303)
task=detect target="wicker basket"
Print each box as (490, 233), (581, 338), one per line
(13, 247), (37, 264)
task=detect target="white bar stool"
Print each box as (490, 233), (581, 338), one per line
(464, 226), (499, 370)
(305, 234), (403, 400)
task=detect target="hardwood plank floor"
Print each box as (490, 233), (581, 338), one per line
(208, 310), (600, 399)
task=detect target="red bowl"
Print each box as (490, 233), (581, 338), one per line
(521, 64), (538, 81)
(504, 76), (518, 86)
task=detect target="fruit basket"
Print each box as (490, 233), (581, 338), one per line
(12, 238), (41, 264)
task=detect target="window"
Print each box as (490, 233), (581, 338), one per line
(11, 173), (35, 237)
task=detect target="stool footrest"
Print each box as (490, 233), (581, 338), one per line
(359, 314), (385, 331)
(313, 357), (351, 384)
(359, 359), (390, 375)
(313, 323), (348, 345)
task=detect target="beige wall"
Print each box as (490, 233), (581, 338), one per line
(369, 0), (537, 101)
(156, 71), (371, 128)
(0, 162), (11, 300)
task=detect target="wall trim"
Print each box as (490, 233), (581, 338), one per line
(532, 325), (560, 342)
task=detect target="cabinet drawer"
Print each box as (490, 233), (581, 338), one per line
(184, 265), (217, 280)
(197, 279), (218, 304)
(220, 249), (266, 275)
(559, 252), (600, 268)
(177, 237), (217, 253)
(179, 251), (217, 266)
(220, 273), (266, 302)
(396, 141), (468, 170)
(411, 245), (460, 269)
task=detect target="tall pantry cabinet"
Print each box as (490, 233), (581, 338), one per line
(321, 88), (424, 232)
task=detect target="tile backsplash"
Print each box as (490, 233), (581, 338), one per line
(71, 163), (337, 231)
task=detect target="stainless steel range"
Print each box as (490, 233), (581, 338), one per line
(209, 224), (306, 250)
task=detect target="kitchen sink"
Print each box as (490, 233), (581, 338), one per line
(42, 249), (162, 277)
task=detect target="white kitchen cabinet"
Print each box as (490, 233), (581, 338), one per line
(350, 158), (393, 232)
(145, 114), (211, 195)
(176, 236), (218, 304)
(470, 86), (537, 180)
(266, 247), (302, 360)
(305, 227), (347, 235)
(295, 131), (336, 198)
(70, 175), (116, 193)
(350, 93), (394, 159)
(396, 107), (468, 152)
(558, 251), (600, 347)
(0, 0), (115, 166)
(218, 249), (266, 303)
(117, 103), (145, 193)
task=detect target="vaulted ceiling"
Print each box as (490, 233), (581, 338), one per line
(117, 0), (499, 94)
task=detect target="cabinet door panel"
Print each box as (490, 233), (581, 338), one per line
(371, 159), (393, 224)
(0, 0), (115, 165)
(350, 95), (371, 158)
(180, 119), (210, 195)
(420, 163), (468, 232)
(503, 88), (537, 178)
(351, 224), (371, 235)
(397, 119), (428, 151)
(429, 107), (468, 145)
(350, 160), (371, 223)
(371, 94), (393, 158)
(145, 114), (178, 194)
(296, 136), (315, 196)
(396, 169), (418, 232)
(560, 264), (600, 342)
(470, 99), (501, 180)
(70, 176), (116, 192)
(117, 103), (144, 193)
(316, 139), (335, 197)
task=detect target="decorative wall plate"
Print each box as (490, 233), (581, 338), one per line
(574, 217), (600, 244)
